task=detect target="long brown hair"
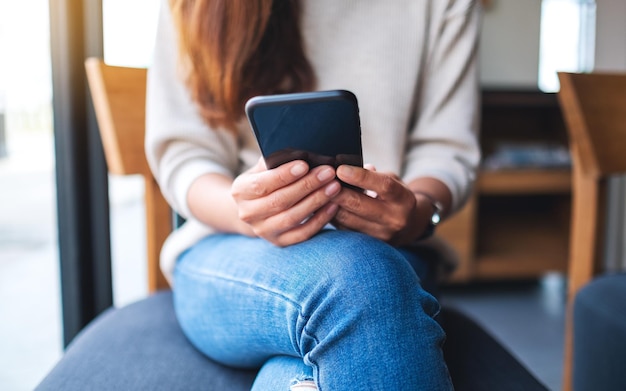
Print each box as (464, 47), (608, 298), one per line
(170, 0), (316, 131)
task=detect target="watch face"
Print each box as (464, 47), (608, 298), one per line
(430, 201), (443, 226)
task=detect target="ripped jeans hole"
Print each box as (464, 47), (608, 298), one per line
(289, 379), (318, 391)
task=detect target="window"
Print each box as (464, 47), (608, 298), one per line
(0, 0), (61, 388)
(538, 0), (596, 92)
(103, 0), (160, 67)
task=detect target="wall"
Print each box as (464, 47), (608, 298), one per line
(595, 0), (626, 71)
(480, 0), (542, 88)
(594, 0), (626, 271)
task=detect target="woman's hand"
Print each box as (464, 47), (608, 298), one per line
(231, 159), (341, 247)
(332, 165), (444, 246)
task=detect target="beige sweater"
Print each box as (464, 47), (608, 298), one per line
(146, 0), (482, 281)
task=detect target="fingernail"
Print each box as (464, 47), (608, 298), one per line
(325, 181), (341, 196)
(291, 163), (307, 177)
(317, 167), (335, 182)
(338, 165), (354, 178)
(326, 203), (339, 215)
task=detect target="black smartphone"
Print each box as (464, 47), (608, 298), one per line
(245, 90), (363, 171)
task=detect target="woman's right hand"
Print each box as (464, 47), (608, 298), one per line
(231, 158), (341, 247)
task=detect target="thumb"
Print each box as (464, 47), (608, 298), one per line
(247, 157), (267, 174)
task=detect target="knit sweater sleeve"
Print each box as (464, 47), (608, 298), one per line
(402, 0), (482, 213)
(144, 0), (239, 219)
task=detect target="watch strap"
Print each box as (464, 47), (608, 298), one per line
(413, 192), (443, 241)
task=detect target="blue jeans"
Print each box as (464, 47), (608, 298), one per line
(174, 229), (453, 390)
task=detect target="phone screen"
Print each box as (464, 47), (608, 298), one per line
(246, 90), (363, 170)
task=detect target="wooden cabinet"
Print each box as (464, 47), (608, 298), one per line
(439, 90), (571, 283)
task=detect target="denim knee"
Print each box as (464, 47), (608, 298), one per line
(298, 230), (440, 324)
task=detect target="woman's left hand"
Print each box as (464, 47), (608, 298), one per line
(331, 165), (431, 246)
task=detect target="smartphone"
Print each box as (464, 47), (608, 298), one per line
(245, 90), (363, 171)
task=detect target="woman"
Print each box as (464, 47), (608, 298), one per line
(146, 0), (481, 389)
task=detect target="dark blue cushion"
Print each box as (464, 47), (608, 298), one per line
(36, 291), (257, 391)
(573, 273), (626, 391)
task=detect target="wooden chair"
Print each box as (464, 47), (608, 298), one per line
(557, 71), (626, 391)
(37, 58), (547, 390)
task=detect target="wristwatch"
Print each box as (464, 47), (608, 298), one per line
(414, 192), (443, 240)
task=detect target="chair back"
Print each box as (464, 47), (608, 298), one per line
(85, 57), (171, 292)
(557, 71), (626, 391)
(558, 72), (626, 178)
